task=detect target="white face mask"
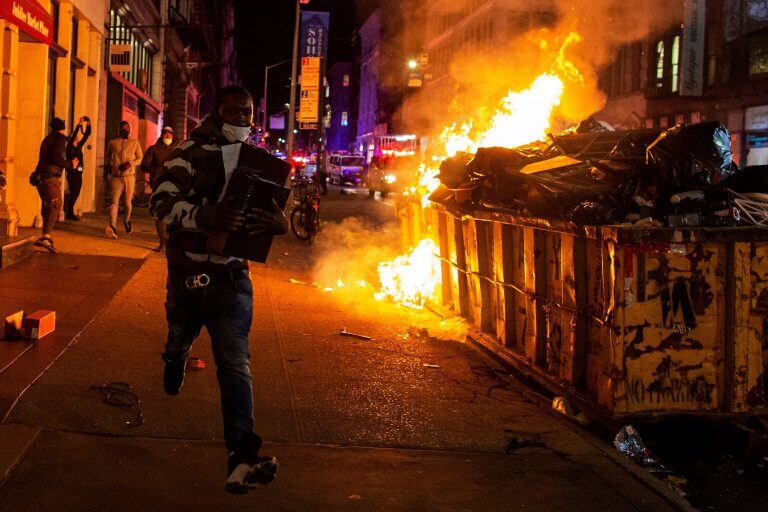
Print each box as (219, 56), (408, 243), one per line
(221, 123), (251, 143)
(162, 137), (173, 146)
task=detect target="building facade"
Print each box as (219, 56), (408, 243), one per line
(597, 0), (768, 168)
(326, 61), (354, 152)
(0, 0), (107, 237)
(102, 0), (237, 211)
(420, 0), (556, 118)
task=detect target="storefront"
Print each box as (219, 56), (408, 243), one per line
(0, 0), (106, 236)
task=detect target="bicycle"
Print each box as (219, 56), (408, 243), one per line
(290, 177), (320, 241)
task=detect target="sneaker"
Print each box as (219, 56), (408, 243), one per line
(161, 353), (186, 396)
(225, 433), (278, 494)
(34, 236), (57, 254)
(65, 214), (81, 221)
(106, 225), (118, 239)
(124, 219), (133, 234)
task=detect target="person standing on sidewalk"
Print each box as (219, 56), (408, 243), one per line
(150, 85), (286, 494)
(31, 117), (68, 253)
(141, 126), (177, 251)
(106, 120), (142, 239)
(64, 116), (92, 221)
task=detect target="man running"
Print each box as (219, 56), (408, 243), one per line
(150, 85), (287, 494)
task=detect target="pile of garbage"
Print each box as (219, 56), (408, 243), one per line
(429, 119), (768, 228)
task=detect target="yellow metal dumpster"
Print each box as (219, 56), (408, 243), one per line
(407, 198), (767, 420)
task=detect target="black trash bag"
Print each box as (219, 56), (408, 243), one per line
(437, 153), (473, 188)
(575, 117), (614, 133)
(466, 147), (537, 179)
(720, 165), (768, 193)
(646, 121), (737, 193)
(606, 130), (663, 160)
(521, 158), (644, 219)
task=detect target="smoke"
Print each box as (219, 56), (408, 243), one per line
(311, 217), (401, 304)
(373, 0), (683, 141)
(311, 216), (470, 341)
(555, 0), (681, 67)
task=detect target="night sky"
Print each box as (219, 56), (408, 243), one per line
(234, 0), (379, 114)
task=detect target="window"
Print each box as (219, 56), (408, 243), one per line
(341, 112), (348, 126)
(109, 10), (155, 94)
(45, 55), (57, 124)
(343, 74), (350, 87)
(52, 1), (59, 44)
(67, 66), (75, 131)
(71, 17), (78, 57)
(750, 34), (768, 76)
(655, 40), (665, 86)
(671, 35), (681, 92)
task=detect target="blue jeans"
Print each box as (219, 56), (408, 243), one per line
(165, 267), (254, 453)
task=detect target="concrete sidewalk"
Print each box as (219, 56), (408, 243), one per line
(0, 195), (683, 511)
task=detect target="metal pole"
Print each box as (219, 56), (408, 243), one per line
(262, 60), (291, 142)
(286, 0), (301, 157)
(262, 66), (269, 132)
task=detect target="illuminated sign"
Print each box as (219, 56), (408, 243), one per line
(0, 0), (53, 46)
(299, 57), (321, 126)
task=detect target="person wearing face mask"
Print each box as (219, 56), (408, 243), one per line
(64, 116), (92, 221)
(150, 85), (286, 494)
(106, 120), (143, 239)
(141, 126), (178, 251)
(31, 117), (69, 253)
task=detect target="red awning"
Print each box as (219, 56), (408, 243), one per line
(0, 0), (53, 46)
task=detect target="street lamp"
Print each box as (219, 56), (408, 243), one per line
(262, 59), (291, 134)
(407, 59), (418, 70)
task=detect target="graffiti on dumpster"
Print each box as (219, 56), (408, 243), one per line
(626, 355), (715, 405)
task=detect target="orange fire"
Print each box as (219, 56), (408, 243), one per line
(377, 34), (584, 309)
(374, 238), (441, 309)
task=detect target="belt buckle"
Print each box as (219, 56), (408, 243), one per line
(185, 273), (211, 290)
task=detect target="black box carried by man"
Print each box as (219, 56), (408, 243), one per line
(207, 144), (291, 262)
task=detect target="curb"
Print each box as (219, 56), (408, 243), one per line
(465, 331), (698, 512)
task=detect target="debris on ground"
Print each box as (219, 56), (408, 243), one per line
(663, 474), (688, 497)
(551, 396), (589, 426)
(188, 357), (206, 370)
(3, 310), (57, 340)
(614, 425), (660, 468)
(91, 382), (143, 427)
(422, 363), (440, 369)
(339, 327), (372, 340)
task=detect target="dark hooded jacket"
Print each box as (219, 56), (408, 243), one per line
(149, 116), (248, 274)
(141, 136), (178, 187)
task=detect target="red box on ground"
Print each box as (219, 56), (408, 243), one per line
(22, 310), (56, 340)
(3, 310), (24, 338)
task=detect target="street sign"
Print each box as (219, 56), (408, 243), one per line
(299, 89), (320, 122)
(299, 57), (322, 124)
(300, 122), (318, 130)
(300, 11), (330, 59)
(301, 57), (321, 91)
(109, 44), (132, 72)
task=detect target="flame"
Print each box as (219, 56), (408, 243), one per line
(374, 238), (441, 309)
(439, 73), (564, 157)
(347, 33), (586, 311)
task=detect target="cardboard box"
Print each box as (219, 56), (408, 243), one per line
(3, 310), (24, 338)
(22, 310), (56, 340)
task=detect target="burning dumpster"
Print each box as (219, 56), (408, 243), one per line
(399, 121), (768, 420)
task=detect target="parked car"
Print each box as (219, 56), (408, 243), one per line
(328, 154), (365, 185)
(366, 155), (416, 198)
